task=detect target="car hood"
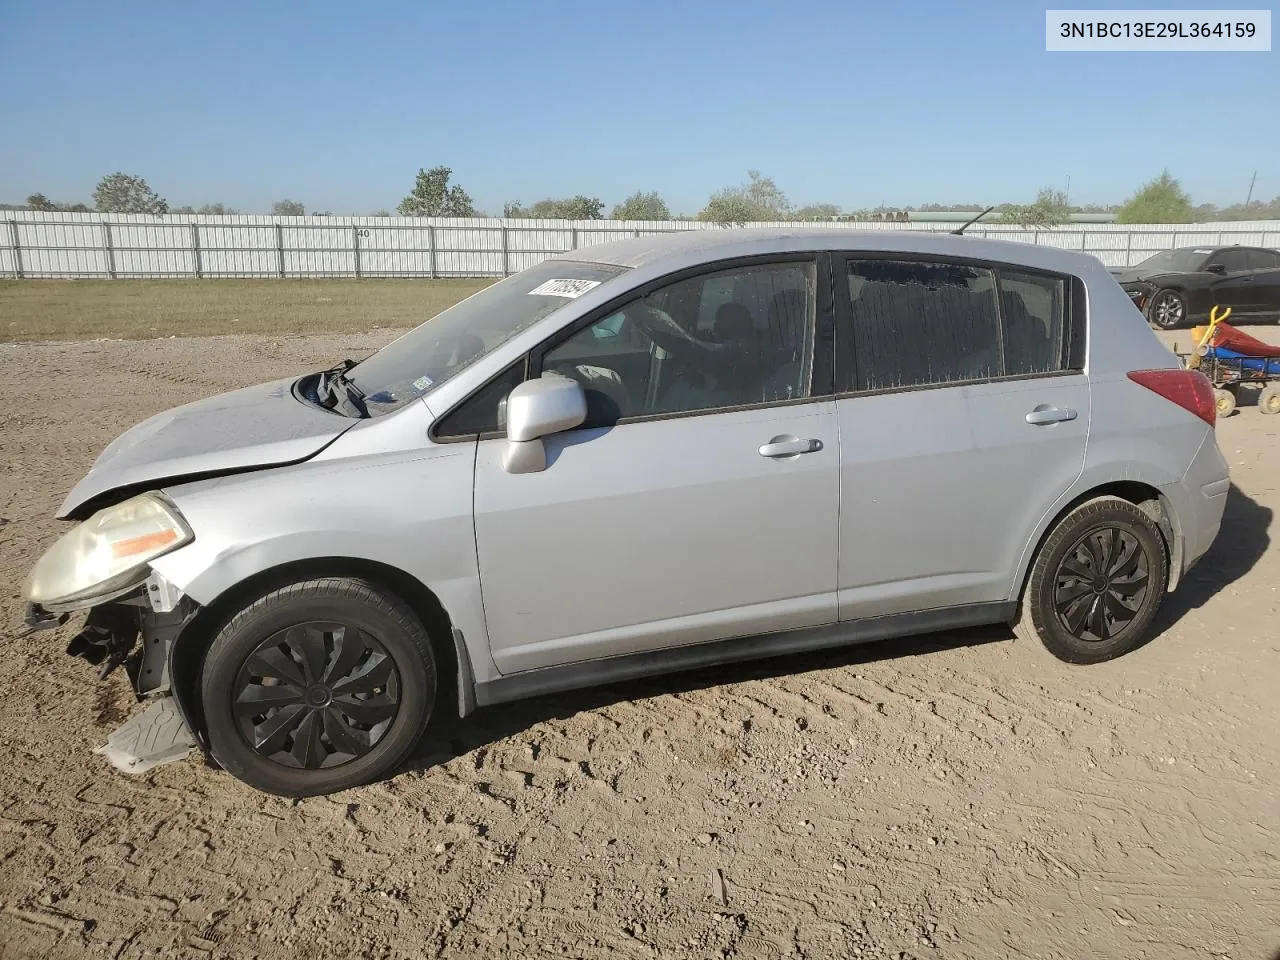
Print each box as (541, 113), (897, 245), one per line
(57, 376), (357, 519)
(1111, 268), (1178, 285)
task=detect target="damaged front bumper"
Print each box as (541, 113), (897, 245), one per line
(22, 571), (202, 774)
(19, 602), (69, 637)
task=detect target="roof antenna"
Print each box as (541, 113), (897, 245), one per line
(951, 206), (996, 235)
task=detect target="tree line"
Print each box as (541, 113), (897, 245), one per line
(10, 167), (1279, 225)
(18, 175), (312, 217)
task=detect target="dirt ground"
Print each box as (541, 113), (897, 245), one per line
(0, 327), (1277, 960)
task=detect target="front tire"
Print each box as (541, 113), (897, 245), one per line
(1258, 383), (1280, 415)
(201, 577), (436, 796)
(1147, 289), (1187, 329)
(1015, 497), (1169, 664)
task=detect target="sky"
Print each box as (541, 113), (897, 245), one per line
(1, 0), (1277, 215)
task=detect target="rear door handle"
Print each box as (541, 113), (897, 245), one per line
(759, 436), (823, 458)
(1025, 406), (1077, 425)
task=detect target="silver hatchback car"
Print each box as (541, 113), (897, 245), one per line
(22, 230), (1230, 796)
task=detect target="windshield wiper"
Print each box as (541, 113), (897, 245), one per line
(312, 359), (369, 418)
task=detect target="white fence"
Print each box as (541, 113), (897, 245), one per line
(3, 211), (1279, 279)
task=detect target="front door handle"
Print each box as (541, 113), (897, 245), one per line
(759, 436), (823, 458)
(1025, 405), (1077, 425)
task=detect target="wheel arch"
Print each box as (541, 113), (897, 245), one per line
(169, 556), (469, 751)
(1145, 284), (1191, 325)
(1010, 479), (1182, 618)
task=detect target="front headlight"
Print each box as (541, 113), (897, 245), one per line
(22, 493), (194, 610)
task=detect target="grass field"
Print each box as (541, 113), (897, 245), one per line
(0, 278), (495, 342)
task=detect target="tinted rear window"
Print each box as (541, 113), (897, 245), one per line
(843, 260), (1000, 391)
(838, 259), (1074, 393)
(1247, 249), (1280, 270)
(1000, 271), (1066, 376)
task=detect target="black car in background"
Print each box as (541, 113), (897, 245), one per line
(1111, 245), (1280, 329)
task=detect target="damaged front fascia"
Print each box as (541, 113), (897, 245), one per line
(20, 603), (69, 636)
(64, 588), (198, 699)
(66, 599), (141, 681)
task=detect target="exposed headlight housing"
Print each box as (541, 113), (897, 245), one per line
(22, 493), (193, 611)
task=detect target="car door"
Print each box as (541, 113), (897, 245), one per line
(1205, 248), (1258, 314)
(472, 257), (840, 675)
(1245, 248), (1280, 317)
(833, 256), (1090, 621)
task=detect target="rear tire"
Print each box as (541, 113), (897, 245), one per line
(200, 577), (436, 797)
(1015, 497), (1169, 664)
(1258, 383), (1280, 415)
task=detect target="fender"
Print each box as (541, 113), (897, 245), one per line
(147, 449), (502, 689)
(1006, 457), (1186, 605)
(154, 530), (498, 689)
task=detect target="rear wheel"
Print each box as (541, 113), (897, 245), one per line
(1147, 289), (1187, 329)
(1213, 387), (1238, 418)
(201, 577), (436, 796)
(1258, 383), (1280, 415)
(1016, 497), (1169, 664)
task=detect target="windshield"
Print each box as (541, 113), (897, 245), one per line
(1132, 249), (1210, 275)
(348, 259), (629, 414)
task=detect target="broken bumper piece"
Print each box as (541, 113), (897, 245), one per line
(18, 602), (69, 638)
(94, 696), (197, 774)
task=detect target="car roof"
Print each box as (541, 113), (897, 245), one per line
(1170, 244), (1274, 254)
(552, 227), (1106, 276)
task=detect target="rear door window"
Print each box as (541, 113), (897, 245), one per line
(837, 258), (1074, 392)
(999, 271), (1066, 376)
(840, 259), (1001, 392)
(1211, 249), (1251, 273)
(1246, 248), (1280, 270)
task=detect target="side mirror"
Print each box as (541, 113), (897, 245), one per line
(502, 375), (587, 474)
(1206, 262), (1226, 275)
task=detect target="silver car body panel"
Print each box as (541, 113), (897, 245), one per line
(56, 377), (356, 518)
(836, 374), (1092, 619)
(46, 229), (1227, 716)
(473, 402), (840, 673)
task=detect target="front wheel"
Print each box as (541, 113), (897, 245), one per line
(1147, 289), (1187, 329)
(201, 577), (437, 796)
(1258, 383), (1280, 415)
(1015, 497), (1169, 664)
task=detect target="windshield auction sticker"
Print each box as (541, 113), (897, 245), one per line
(1046, 9), (1271, 50)
(528, 279), (602, 299)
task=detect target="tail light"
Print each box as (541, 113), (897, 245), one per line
(1127, 369), (1216, 426)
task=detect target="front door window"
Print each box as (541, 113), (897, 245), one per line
(541, 261), (817, 424)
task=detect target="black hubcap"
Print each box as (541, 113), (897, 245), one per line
(232, 621), (400, 770)
(1053, 527), (1150, 643)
